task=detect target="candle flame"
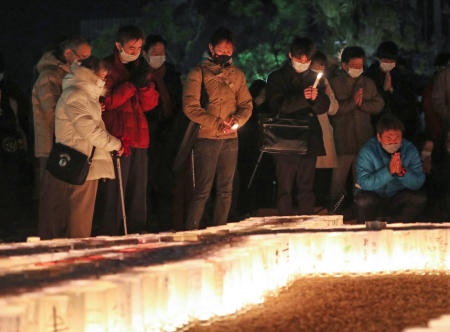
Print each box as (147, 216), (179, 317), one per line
(1, 221), (449, 332)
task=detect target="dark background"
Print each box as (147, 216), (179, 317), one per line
(1, 0), (449, 95)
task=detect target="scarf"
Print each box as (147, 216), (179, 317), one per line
(150, 64), (172, 119)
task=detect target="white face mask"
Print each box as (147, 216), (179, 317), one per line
(292, 60), (310, 73)
(380, 61), (396, 72)
(96, 79), (106, 88)
(382, 143), (401, 154)
(347, 68), (363, 78)
(119, 48), (140, 63)
(148, 55), (166, 69)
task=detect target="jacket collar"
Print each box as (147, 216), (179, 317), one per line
(63, 62), (105, 99)
(36, 51), (70, 74)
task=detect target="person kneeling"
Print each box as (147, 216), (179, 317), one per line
(354, 114), (426, 224)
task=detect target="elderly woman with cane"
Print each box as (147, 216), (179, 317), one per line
(39, 57), (124, 239)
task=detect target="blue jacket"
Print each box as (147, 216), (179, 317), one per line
(356, 137), (425, 197)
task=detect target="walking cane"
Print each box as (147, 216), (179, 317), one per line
(191, 149), (196, 189)
(113, 152), (128, 235)
(247, 151), (264, 189)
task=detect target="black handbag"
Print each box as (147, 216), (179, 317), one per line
(259, 112), (312, 154)
(46, 143), (96, 185)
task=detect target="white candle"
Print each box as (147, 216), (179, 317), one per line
(312, 72), (323, 88)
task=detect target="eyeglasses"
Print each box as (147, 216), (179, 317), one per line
(71, 49), (89, 60)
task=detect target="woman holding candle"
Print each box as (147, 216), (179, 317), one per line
(183, 27), (253, 229)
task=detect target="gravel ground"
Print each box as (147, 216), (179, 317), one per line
(186, 272), (450, 332)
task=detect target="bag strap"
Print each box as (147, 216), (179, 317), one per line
(200, 67), (209, 109)
(88, 147), (96, 164)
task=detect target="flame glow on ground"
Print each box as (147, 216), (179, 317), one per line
(0, 218), (449, 332)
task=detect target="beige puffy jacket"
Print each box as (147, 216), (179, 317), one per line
(32, 52), (70, 157)
(183, 59), (252, 139)
(55, 63), (122, 180)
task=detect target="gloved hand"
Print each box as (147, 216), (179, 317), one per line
(130, 60), (151, 88)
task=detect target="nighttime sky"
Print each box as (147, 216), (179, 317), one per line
(0, 0), (149, 91)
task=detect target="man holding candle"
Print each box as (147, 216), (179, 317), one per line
(329, 46), (384, 214)
(266, 37), (330, 215)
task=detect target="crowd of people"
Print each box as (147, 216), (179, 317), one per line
(0, 25), (449, 240)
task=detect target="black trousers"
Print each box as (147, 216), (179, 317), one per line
(185, 138), (238, 230)
(95, 147), (148, 235)
(354, 189), (427, 224)
(274, 154), (317, 215)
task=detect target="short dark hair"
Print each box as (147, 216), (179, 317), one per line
(210, 27), (236, 47)
(376, 113), (405, 135)
(116, 25), (145, 46)
(249, 79), (266, 99)
(79, 56), (110, 73)
(53, 36), (89, 62)
(143, 34), (167, 52)
(290, 37), (315, 59)
(341, 46), (365, 63)
(311, 51), (328, 67)
(376, 41), (398, 60)
(434, 52), (450, 67)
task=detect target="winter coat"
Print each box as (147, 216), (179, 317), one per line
(102, 51), (159, 148)
(55, 63), (122, 180)
(183, 59), (253, 139)
(365, 63), (418, 139)
(356, 137), (425, 198)
(266, 63), (330, 156)
(330, 73), (384, 155)
(316, 77), (338, 168)
(32, 51), (70, 157)
(432, 67), (450, 131)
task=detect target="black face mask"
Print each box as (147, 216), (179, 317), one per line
(213, 54), (231, 66)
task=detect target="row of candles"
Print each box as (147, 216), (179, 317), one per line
(0, 217), (449, 332)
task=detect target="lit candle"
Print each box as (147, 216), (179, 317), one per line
(312, 72), (323, 88)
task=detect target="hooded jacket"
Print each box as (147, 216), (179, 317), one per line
(183, 59), (253, 139)
(32, 51), (70, 157)
(330, 72), (384, 155)
(102, 51), (159, 148)
(55, 63), (122, 180)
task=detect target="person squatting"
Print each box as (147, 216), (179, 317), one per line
(31, 25), (449, 239)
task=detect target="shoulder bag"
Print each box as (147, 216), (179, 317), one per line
(46, 143), (96, 185)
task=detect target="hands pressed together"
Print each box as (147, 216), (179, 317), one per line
(389, 152), (404, 176)
(354, 88), (363, 107)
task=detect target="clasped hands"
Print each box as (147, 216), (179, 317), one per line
(354, 88), (363, 107)
(389, 152), (403, 176)
(218, 117), (239, 134)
